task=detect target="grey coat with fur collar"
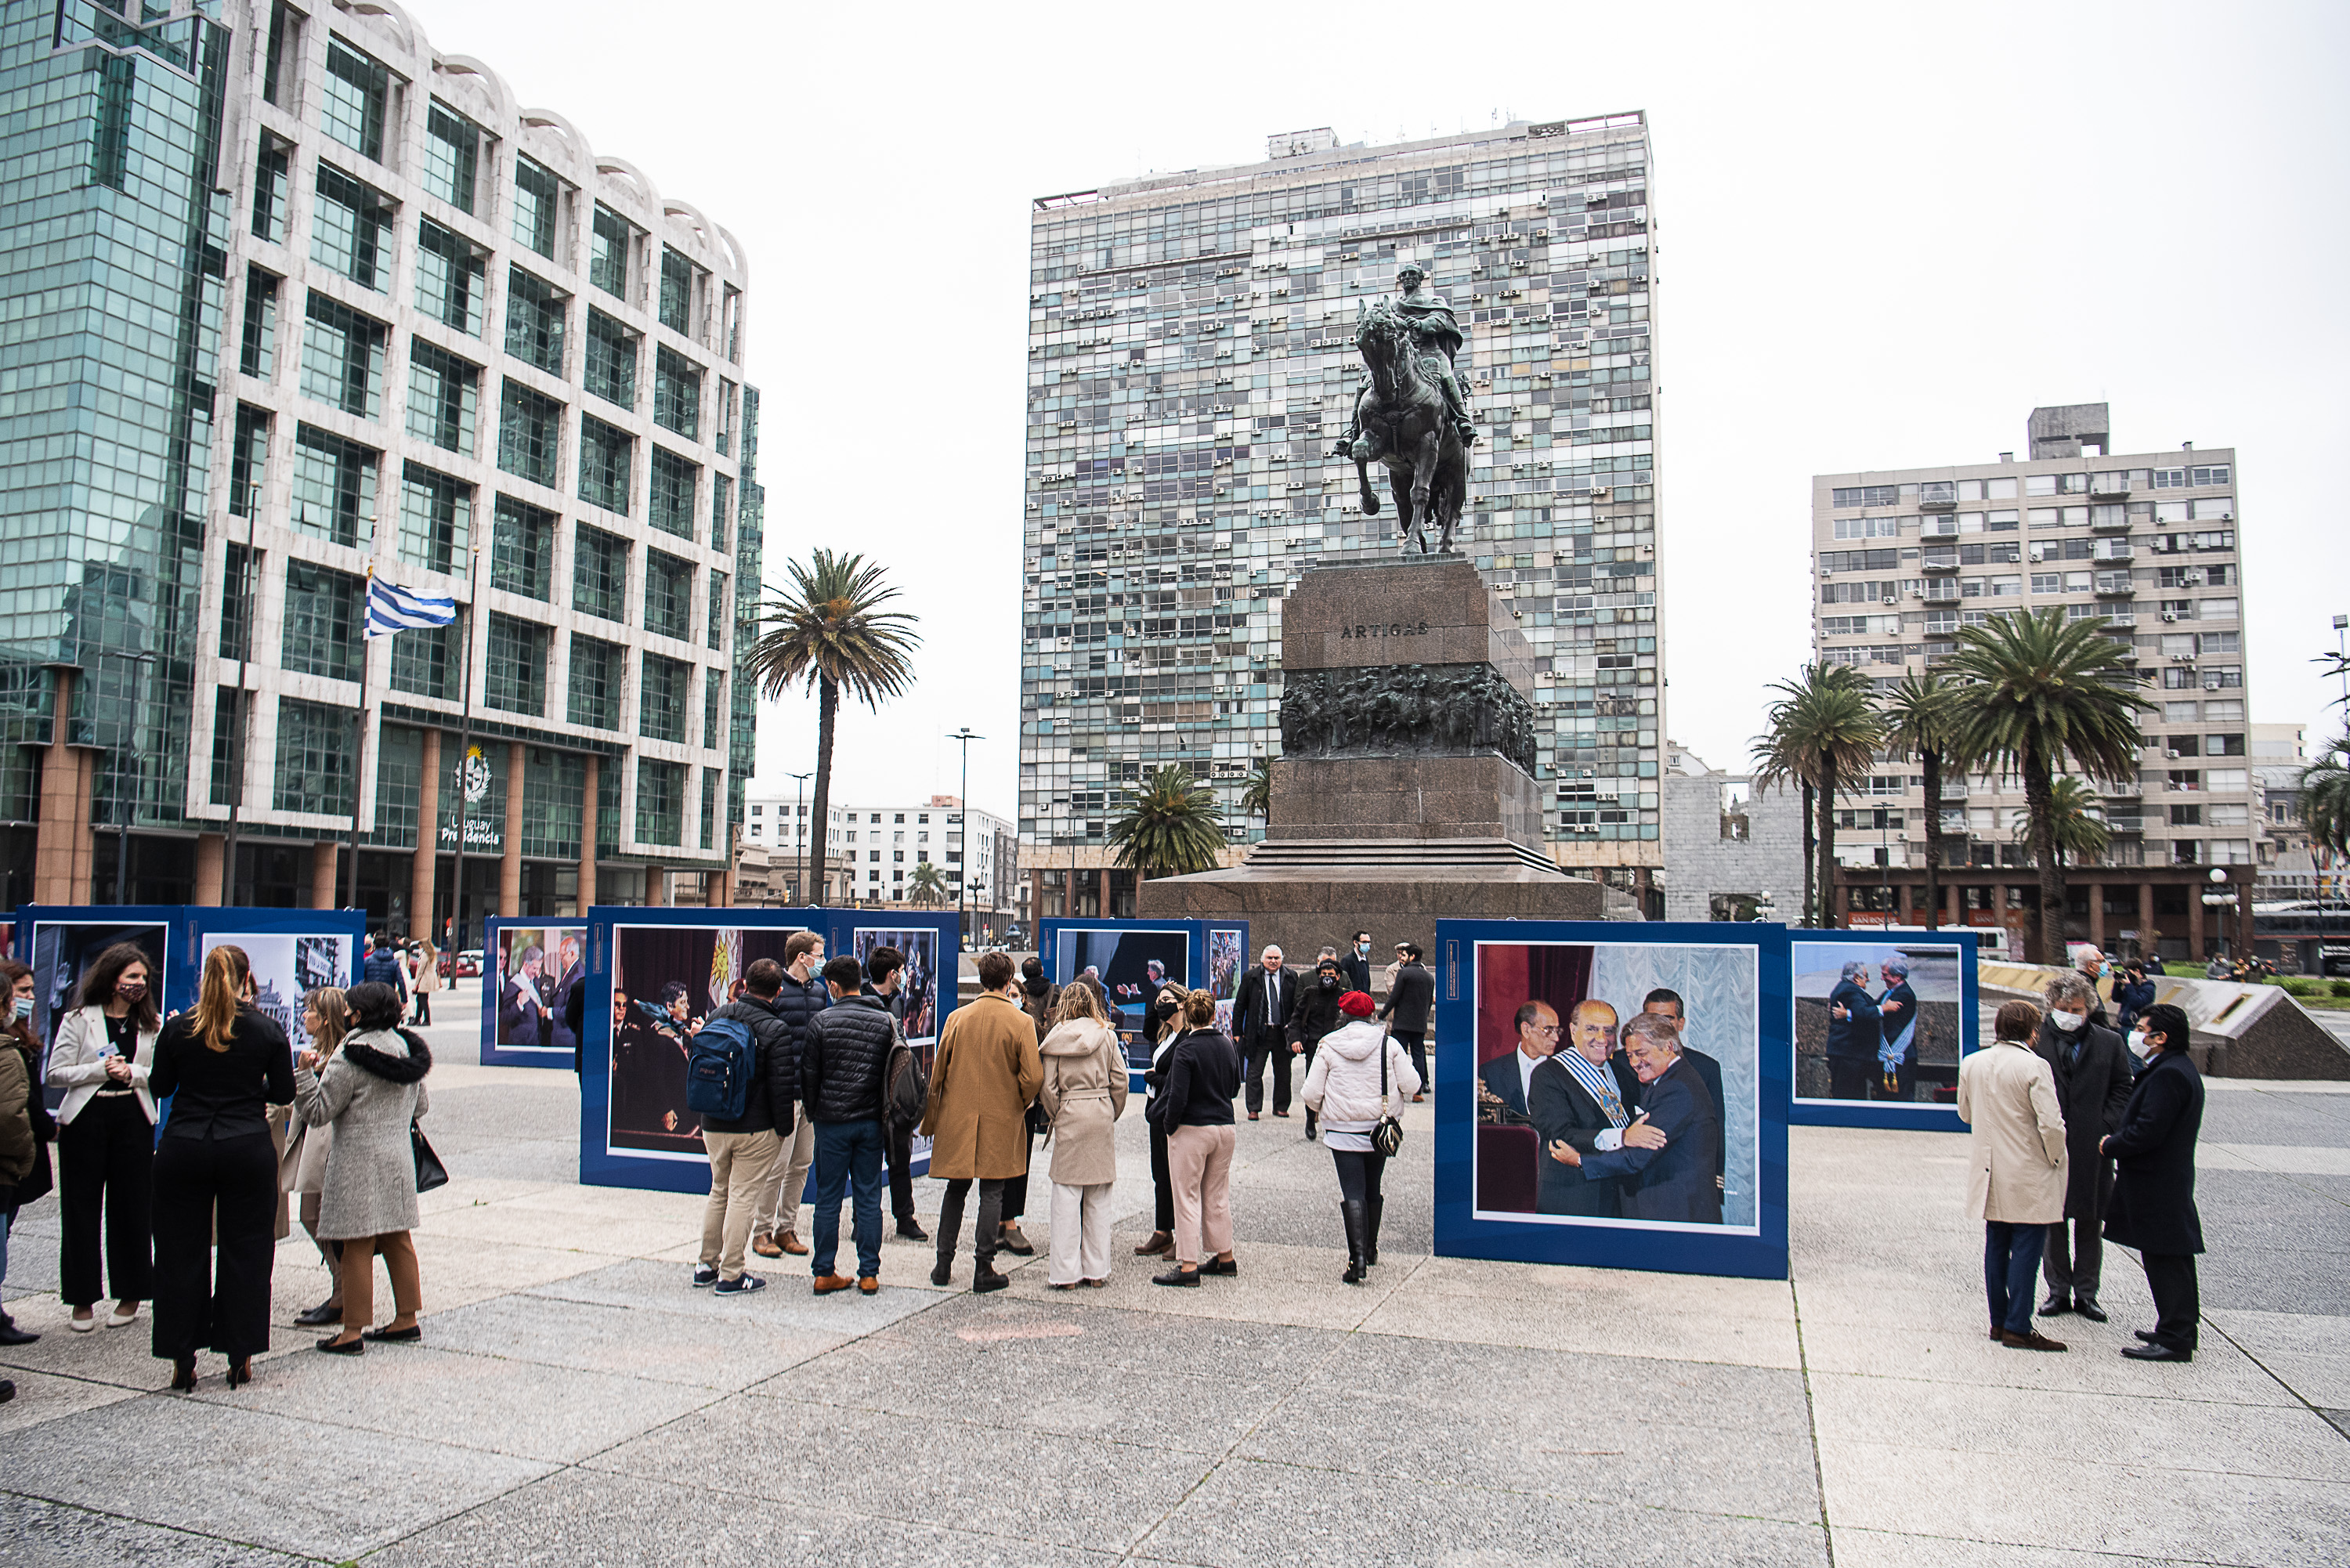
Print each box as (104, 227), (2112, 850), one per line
(295, 1027), (432, 1239)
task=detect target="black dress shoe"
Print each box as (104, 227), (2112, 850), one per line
(1200, 1256), (1238, 1277)
(2121, 1342), (2192, 1362)
(294, 1302), (342, 1328)
(2073, 1296), (2109, 1323)
(1152, 1266), (1201, 1287)
(971, 1269), (1010, 1295)
(316, 1335), (363, 1356)
(0, 1321), (39, 1346)
(2135, 1328), (2164, 1343)
(895, 1220), (930, 1241)
(360, 1324), (421, 1343)
(2037, 1294), (2072, 1317)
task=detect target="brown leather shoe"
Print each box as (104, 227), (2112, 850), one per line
(858, 1277), (879, 1295)
(779, 1231), (809, 1256)
(1133, 1231), (1173, 1256)
(751, 1233), (783, 1259)
(812, 1274), (855, 1295)
(1999, 1329), (2068, 1353)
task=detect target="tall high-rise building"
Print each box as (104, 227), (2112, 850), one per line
(1810, 404), (2255, 963)
(0, 1), (758, 938)
(1020, 114), (1661, 919)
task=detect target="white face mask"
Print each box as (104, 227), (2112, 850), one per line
(2050, 1010), (2088, 1034)
(2127, 1030), (2153, 1060)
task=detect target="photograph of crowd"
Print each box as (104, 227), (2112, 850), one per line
(1791, 940), (1970, 1107)
(27, 920), (169, 1056)
(201, 932), (349, 1060)
(853, 927), (940, 1042)
(1473, 939), (1760, 1234)
(1206, 926), (1244, 1036)
(1055, 927), (1188, 1071)
(606, 924), (807, 1158)
(494, 924), (586, 1057)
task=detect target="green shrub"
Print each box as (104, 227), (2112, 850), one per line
(2334, 980), (2350, 999)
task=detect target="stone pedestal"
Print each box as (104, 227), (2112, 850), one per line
(1141, 558), (1607, 963)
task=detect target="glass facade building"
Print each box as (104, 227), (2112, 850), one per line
(1018, 116), (1662, 914)
(0, 1), (755, 933)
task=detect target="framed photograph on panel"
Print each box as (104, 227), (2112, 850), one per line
(1787, 927), (1981, 1131)
(481, 919), (588, 1068)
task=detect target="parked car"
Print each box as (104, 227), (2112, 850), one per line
(439, 948), (483, 979)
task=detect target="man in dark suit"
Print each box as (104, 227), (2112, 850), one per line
(1873, 958), (1919, 1097)
(497, 944), (551, 1049)
(1231, 945), (1299, 1121)
(1636, 989), (1726, 1186)
(1549, 1013), (1721, 1223)
(1337, 933), (1373, 996)
(1478, 1000), (1560, 1122)
(2033, 973), (2135, 1322)
(1824, 962), (1882, 1100)
(2073, 946), (2114, 1030)
(1379, 942), (1435, 1099)
(547, 934), (584, 1063)
(2102, 1003), (2204, 1361)
(1528, 1001), (1666, 1217)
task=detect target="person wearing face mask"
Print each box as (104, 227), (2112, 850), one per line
(1338, 933), (1373, 996)
(1286, 951), (1347, 1140)
(2031, 974), (2133, 1323)
(0, 959), (56, 1353)
(2102, 1004), (2205, 1362)
(2070, 947), (2114, 1031)
(47, 943), (163, 1333)
(2114, 963), (2157, 1037)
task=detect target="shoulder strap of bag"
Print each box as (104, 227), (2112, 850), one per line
(1377, 1020), (1391, 1112)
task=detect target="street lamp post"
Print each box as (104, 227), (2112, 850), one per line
(113, 650), (157, 905)
(947, 728), (983, 948)
(786, 770), (812, 904)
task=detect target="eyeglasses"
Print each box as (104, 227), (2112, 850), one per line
(1527, 1024), (1560, 1036)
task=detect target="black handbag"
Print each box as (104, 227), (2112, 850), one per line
(411, 1122), (448, 1192)
(1372, 1025), (1405, 1158)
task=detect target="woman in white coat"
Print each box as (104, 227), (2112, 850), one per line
(1036, 983), (1129, 1288)
(46, 943), (162, 1331)
(1955, 1000), (2070, 1352)
(1302, 991), (1420, 1284)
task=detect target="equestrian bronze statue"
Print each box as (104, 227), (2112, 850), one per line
(1332, 262), (1477, 555)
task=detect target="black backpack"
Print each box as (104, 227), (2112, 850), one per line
(884, 1021), (928, 1129)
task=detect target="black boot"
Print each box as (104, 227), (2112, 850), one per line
(1364, 1194), (1383, 1267)
(1304, 1107), (1318, 1141)
(1340, 1201), (1367, 1285)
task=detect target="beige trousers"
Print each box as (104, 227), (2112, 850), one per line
(1167, 1123), (1235, 1266)
(701, 1128), (781, 1280)
(762, 1112), (816, 1238)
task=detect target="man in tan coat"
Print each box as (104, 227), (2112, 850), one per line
(922, 951), (1043, 1294)
(1955, 1000), (2070, 1351)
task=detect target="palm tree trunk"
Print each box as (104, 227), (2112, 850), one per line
(806, 674), (839, 904)
(1921, 746), (1943, 930)
(2022, 736), (2066, 965)
(1799, 779), (1817, 927)
(1816, 757), (1840, 930)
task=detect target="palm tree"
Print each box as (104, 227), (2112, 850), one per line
(2021, 775), (2113, 869)
(1752, 665), (1882, 927)
(1878, 670), (1973, 929)
(1748, 722), (1817, 927)
(1106, 764), (1225, 880)
(907, 861), (949, 905)
(1943, 608), (2152, 963)
(2301, 729), (2350, 858)
(746, 551), (920, 905)
(1239, 755), (1275, 834)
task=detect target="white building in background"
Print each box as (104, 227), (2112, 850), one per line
(739, 791), (1018, 923)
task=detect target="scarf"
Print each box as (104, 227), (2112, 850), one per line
(1556, 1049), (1629, 1128)
(342, 1030), (433, 1085)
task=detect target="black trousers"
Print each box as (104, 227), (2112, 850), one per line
(936, 1178), (1006, 1270)
(1244, 1031), (1292, 1115)
(1332, 1147), (1388, 1205)
(58, 1095), (154, 1308)
(887, 1118), (915, 1224)
(1392, 1031), (1427, 1091)
(999, 1129), (1036, 1222)
(1827, 1058), (1875, 1100)
(1148, 1116), (1174, 1232)
(150, 1130), (277, 1362)
(2141, 1251), (2200, 1350)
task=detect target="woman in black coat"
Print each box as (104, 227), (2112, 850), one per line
(1146, 990), (1242, 1287)
(1131, 982), (1189, 1260)
(2102, 1003), (2204, 1363)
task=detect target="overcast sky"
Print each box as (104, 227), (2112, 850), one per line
(401, 0), (2350, 814)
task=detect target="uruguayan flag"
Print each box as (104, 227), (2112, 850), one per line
(365, 576), (459, 639)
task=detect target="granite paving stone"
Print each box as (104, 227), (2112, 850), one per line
(2, 1492), (314, 1568)
(418, 1288), (848, 1389)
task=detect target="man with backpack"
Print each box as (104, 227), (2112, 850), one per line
(689, 958), (797, 1296)
(865, 945), (930, 1241)
(754, 933), (829, 1260)
(801, 955), (902, 1295)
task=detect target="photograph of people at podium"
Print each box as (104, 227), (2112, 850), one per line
(1472, 940), (1759, 1234)
(1054, 928), (1188, 1073)
(1791, 941), (1970, 1107)
(606, 925), (806, 1158)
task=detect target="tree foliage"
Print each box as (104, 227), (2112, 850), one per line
(1107, 764), (1226, 880)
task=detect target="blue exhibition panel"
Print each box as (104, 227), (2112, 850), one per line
(479, 917), (591, 1068)
(1784, 926), (1982, 1132)
(1432, 919), (1791, 1281)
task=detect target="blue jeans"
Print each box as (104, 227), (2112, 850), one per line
(810, 1119), (884, 1281)
(1984, 1221), (2048, 1335)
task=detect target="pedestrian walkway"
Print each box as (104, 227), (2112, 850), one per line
(2, 992), (2344, 1565)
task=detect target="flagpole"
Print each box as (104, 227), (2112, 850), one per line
(345, 566), (374, 910)
(450, 542), (481, 954)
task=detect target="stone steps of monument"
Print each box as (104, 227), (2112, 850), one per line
(1244, 837), (1570, 876)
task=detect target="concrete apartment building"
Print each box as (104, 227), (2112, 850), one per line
(0, 1), (761, 941)
(1810, 403), (2254, 963)
(737, 792), (1020, 929)
(1660, 743), (1805, 924)
(1019, 114), (1663, 919)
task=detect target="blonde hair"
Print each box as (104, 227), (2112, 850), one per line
(195, 945), (251, 1053)
(305, 986), (350, 1057)
(1053, 982), (1104, 1026)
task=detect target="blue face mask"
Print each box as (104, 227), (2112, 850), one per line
(11, 997), (30, 1022)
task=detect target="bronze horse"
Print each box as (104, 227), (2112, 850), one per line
(1343, 303), (1468, 555)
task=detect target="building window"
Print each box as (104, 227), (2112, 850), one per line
(643, 550), (693, 640)
(640, 654), (688, 742)
(405, 341), (479, 455)
(490, 496), (557, 600)
(219, 544), (255, 663)
(311, 165), (394, 290)
(512, 156), (562, 258)
(711, 472), (732, 552)
(504, 267), (567, 374)
(701, 768), (720, 850)
(209, 695), (242, 807)
(583, 309), (638, 409)
(484, 613), (549, 714)
(567, 634), (623, 729)
(659, 247), (696, 335)
(497, 381), (562, 488)
(706, 572), (727, 652)
(320, 40), (389, 161)
(240, 269), (278, 378)
(522, 747), (587, 859)
(290, 426), (375, 547)
(281, 562), (363, 681)
(636, 758), (684, 845)
(421, 103), (479, 214)
(389, 617), (458, 700)
(300, 293), (387, 418)
(703, 667), (724, 750)
(273, 697), (352, 816)
(251, 133), (290, 243)
(649, 448), (696, 539)
(363, 724), (422, 850)
(415, 221), (486, 336)
(653, 348), (700, 439)
(589, 204), (634, 298)
(573, 524), (627, 623)
(229, 404), (269, 518)
(578, 416), (633, 514)
(397, 464), (469, 575)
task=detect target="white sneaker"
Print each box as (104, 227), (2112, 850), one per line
(107, 1306), (138, 1328)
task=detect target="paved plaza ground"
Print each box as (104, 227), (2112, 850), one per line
(3, 988), (2345, 1566)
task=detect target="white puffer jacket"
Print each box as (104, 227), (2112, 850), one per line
(1302, 1018), (1420, 1125)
